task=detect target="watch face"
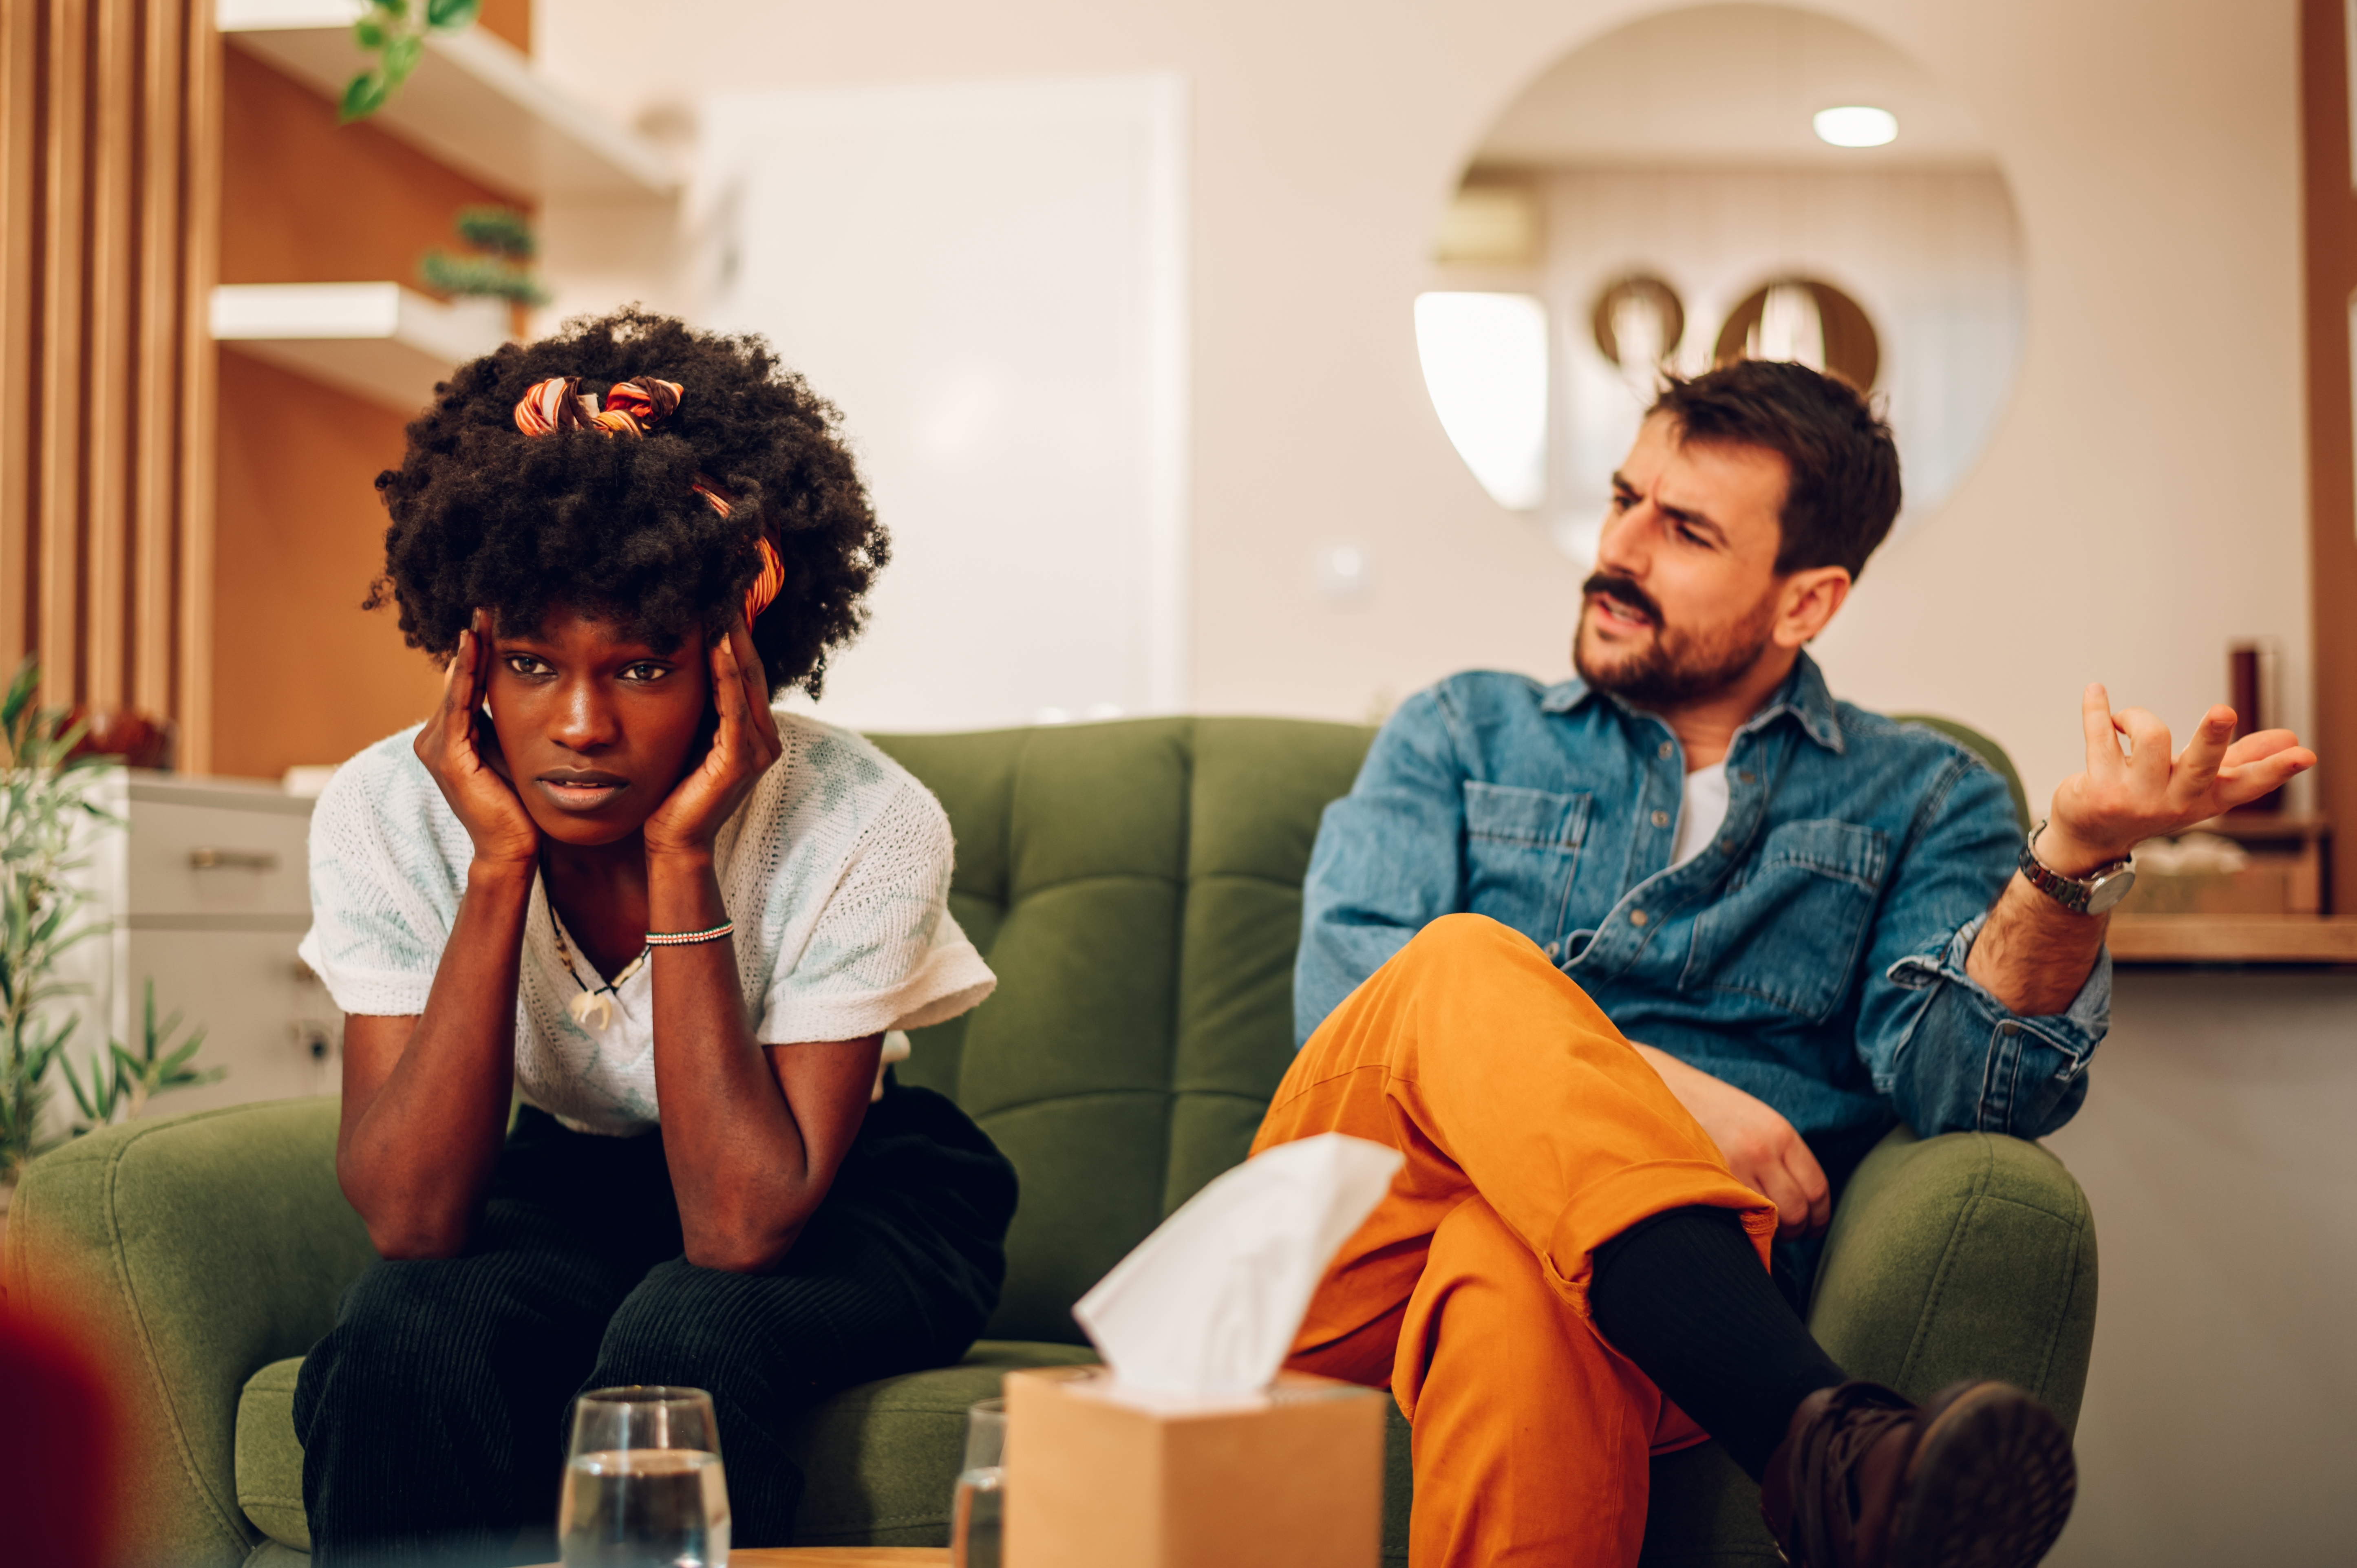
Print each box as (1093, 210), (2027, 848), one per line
(2085, 867), (2137, 915)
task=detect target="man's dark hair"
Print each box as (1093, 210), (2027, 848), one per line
(366, 306), (885, 698)
(1650, 359), (1900, 578)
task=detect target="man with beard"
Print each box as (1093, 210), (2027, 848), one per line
(1255, 359), (2314, 1568)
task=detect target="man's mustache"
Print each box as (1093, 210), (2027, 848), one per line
(1581, 572), (1664, 626)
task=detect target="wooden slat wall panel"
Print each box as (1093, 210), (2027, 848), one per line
(0, 0), (37, 668)
(132, 0), (182, 715)
(176, 0), (218, 770)
(36, 0), (87, 701)
(2301, 0), (2357, 912)
(85, 0), (135, 708)
(0, 0), (218, 768)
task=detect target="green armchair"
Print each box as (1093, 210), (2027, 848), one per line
(4, 716), (2096, 1568)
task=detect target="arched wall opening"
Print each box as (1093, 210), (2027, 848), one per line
(1415, 4), (2029, 564)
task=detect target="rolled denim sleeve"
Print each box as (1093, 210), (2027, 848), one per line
(1295, 689), (1469, 1046)
(1856, 754), (2110, 1139)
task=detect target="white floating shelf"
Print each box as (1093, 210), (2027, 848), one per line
(218, 0), (679, 200)
(211, 282), (509, 413)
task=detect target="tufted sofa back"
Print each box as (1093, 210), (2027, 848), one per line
(869, 717), (1375, 1342)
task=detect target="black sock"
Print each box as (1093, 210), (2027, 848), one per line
(1588, 1205), (1849, 1479)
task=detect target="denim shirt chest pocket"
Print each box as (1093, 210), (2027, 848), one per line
(1681, 818), (1888, 1022)
(1463, 781), (1593, 940)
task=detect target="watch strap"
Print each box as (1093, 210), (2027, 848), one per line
(2017, 820), (2132, 916)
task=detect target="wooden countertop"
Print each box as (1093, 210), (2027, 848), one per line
(2107, 913), (2357, 964)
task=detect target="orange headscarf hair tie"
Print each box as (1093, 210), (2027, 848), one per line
(514, 375), (785, 624)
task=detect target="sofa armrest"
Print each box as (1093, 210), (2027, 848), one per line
(3, 1096), (374, 1568)
(1808, 1126), (2099, 1433)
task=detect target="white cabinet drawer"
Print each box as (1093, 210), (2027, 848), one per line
(124, 779), (316, 920)
(120, 925), (342, 1115)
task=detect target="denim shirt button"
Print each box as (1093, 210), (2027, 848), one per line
(1657, 741), (1675, 759)
(1739, 770), (1757, 784)
(1543, 940), (1561, 959)
(1651, 809), (1670, 827)
(1629, 909), (1649, 927)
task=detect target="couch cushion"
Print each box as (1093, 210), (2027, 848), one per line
(871, 719), (1373, 1342)
(780, 1340), (1099, 1544)
(1808, 1127), (2099, 1432)
(236, 1358), (311, 1550)
(232, 1341), (1104, 1553)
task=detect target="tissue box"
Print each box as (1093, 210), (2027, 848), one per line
(1003, 1365), (1386, 1568)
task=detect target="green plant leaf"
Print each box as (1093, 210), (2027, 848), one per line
(354, 18), (388, 49)
(452, 205), (536, 260)
(420, 250), (552, 307)
(158, 1026), (208, 1073)
(426, 0), (480, 30)
(0, 656), (35, 746)
(60, 1049), (113, 1125)
(383, 35), (424, 82)
(338, 71), (391, 123)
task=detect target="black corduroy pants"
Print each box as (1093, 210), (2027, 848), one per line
(291, 1079), (1017, 1567)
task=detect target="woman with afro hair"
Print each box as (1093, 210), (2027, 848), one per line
(291, 309), (1015, 1564)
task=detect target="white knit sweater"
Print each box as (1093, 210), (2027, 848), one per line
(297, 711), (996, 1135)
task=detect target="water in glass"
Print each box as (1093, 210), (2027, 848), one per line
(950, 1396), (1008, 1568)
(950, 1464), (1003, 1568)
(561, 1386), (731, 1568)
(559, 1449), (729, 1568)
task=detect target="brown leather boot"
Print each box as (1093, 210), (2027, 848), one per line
(1758, 1379), (2076, 1568)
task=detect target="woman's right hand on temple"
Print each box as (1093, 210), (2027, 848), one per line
(415, 609), (540, 869)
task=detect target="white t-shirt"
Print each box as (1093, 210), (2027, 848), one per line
(298, 711), (996, 1136)
(1668, 761), (1731, 870)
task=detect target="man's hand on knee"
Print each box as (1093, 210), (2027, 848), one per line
(1632, 1044), (1830, 1239)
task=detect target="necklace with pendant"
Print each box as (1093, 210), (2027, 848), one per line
(549, 908), (649, 1033)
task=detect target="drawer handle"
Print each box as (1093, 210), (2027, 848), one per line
(189, 847), (280, 872)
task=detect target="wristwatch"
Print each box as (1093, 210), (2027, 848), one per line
(2017, 820), (2136, 915)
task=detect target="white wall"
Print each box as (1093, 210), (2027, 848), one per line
(537, 0), (2306, 812)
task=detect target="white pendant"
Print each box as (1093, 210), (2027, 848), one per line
(567, 990), (615, 1032)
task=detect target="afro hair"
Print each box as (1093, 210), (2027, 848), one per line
(366, 306), (886, 698)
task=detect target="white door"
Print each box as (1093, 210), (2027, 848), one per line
(698, 75), (1189, 733)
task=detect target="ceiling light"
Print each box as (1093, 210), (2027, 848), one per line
(1813, 106), (1897, 148)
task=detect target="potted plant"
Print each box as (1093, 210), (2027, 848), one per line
(0, 657), (113, 1198)
(0, 658), (218, 1218)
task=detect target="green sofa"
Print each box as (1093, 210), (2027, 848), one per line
(3, 715), (2096, 1568)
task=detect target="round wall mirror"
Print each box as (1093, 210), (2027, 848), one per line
(1417, 3), (2028, 561)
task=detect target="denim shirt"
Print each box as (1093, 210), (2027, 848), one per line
(1296, 655), (2109, 1147)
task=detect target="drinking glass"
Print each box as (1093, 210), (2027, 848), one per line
(559, 1385), (732, 1568)
(949, 1397), (1006, 1568)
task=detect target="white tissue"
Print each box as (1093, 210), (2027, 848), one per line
(1072, 1132), (1404, 1398)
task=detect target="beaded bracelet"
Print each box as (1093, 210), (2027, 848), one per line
(644, 921), (735, 946)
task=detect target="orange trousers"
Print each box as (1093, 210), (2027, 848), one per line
(1251, 914), (1778, 1568)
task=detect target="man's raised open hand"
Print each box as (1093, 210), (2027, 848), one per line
(2037, 684), (2317, 877)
